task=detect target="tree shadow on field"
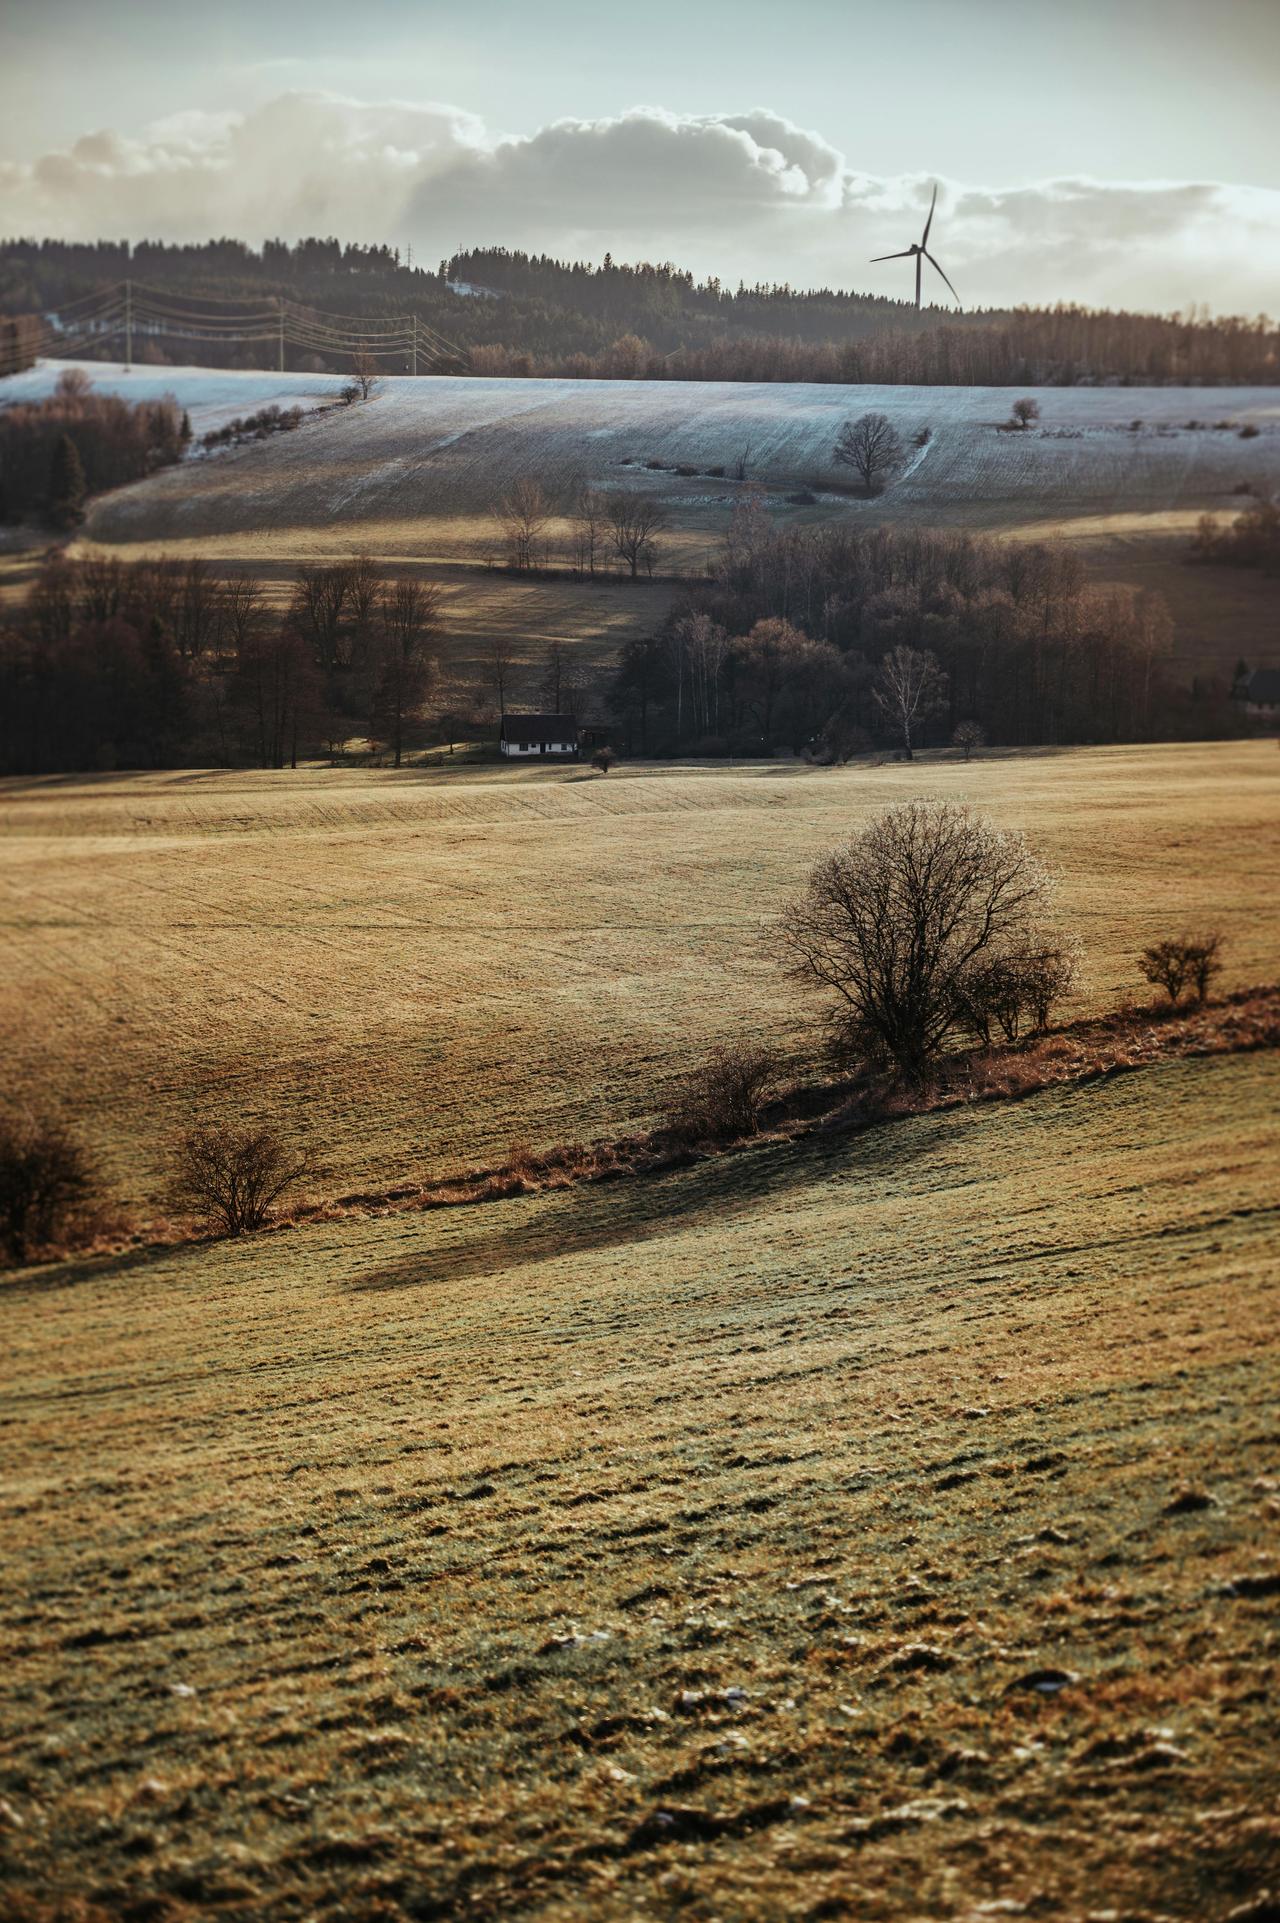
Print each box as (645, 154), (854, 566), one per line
(345, 1108), (957, 1295)
(0, 1237), (194, 1299)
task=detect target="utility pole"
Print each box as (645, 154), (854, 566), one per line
(411, 314), (418, 378)
(124, 277), (132, 369)
(278, 297), (285, 373)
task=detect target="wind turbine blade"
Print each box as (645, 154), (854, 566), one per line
(921, 181), (938, 247)
(871, 250), (915, 261)
(923, 249), (962, 307)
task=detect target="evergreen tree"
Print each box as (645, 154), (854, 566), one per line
(47, 434), (87, 528)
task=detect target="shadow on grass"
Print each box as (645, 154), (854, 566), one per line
(344, 1109), (954, 1295)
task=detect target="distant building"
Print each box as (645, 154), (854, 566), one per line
(1234, 668), (1280, 722)
(499, 714), (580, 758)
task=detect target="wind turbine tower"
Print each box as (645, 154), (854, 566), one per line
(871, 184), (962, 311)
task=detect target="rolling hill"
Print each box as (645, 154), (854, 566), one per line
(3, 1043), (1277, 1919)
(4, 362), (1274, 549)
(6, 361), (1277, 681)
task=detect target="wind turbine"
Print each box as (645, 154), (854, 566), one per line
(871, 184), (962, 311)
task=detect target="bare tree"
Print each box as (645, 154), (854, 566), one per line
(351, 349), (380, 402)
(872, 645), (947, 758)
(833, 412), (904, 496)
(953, 719), (985, 760)
(174, 558), (220, 657)
(221, 574), (266, 655)
(1010, 397), (1041, 430)
(483, 635), (517, 717)
(0, 1111), (98, 1265)
(373, 575), (442, 767)
(604, 492), (668, 580)
(591, 746), (615, 773)
(345, 552), (381, 676)
(569, 482), (606, 576)
(168, 1124), (313, 1237)
(292, 562), (352, 673)
(776, 801), (1071, 1080)
(501, 479), (550, 573)
(672, 611), (729, 738)
(235, 624), (317, 768)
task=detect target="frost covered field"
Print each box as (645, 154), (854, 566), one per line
(2, 1034), (1278, 1920)
(9, 361), (1278, 552)
(6, 360), (1278, 678)
(1, 360), (353, 439)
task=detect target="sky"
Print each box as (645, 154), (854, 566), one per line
(2, 0), (1278, 313)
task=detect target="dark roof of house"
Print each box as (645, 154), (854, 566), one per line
(1245, 668), (1280, 703)
(500, 713), (579, 742)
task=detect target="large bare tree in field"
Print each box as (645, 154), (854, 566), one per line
(501, 479), (550, 573)
(604, 492), (668, 579)
(833, 412), (904, 496)
(372, 576), (442, 767)
(777, 800), (1073, 1081)
(872, 644), (947, 758)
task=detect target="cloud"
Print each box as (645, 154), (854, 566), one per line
(3, 91), (1275, 315)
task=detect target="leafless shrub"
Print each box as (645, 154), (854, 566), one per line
(1010, 398), (1041, 430)
(168, 1124), (314, 1237)
(0, 1112), (98, 1265)
(1138, 932), (1224, 1005)
(666, 1043), (781, 1142)
(956, 943), (1077, 1045)
(591, 746), (615, 773)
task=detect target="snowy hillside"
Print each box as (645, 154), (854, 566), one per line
(1, 361), (352, 437)
(7, 361), (1278, 545)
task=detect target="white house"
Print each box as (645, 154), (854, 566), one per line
(1234, 667), (1280, 724)
(499, 714), (580, 758)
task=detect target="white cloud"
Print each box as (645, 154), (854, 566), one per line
(3, 91), (1275, 315)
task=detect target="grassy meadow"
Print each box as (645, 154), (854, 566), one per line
(2, 740), (1279, 1919)
(1, 1047), (1277, 1918)
(2, 742), (1277, 1207)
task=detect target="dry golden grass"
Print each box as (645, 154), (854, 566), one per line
(1, 1049), (1277, 1919)
(2, 743), (1277, 1214)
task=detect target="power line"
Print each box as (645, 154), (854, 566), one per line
(8, 281), (466, 375)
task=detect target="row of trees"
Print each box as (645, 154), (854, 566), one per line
(498, 480), (669, 578)
(6, 237), (1278, 384)
(0, 370), (187, 524)
(0, 553), (446, 774)
(607, 507), (1223, 755)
